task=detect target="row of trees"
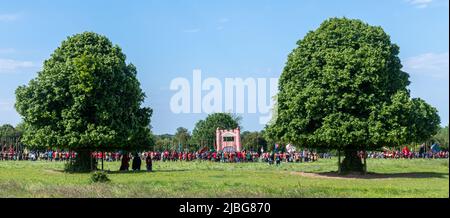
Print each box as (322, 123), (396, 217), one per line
(3, 119), (448, 153)
(5, 118), (448, 154)
(155, 122), (449, 154)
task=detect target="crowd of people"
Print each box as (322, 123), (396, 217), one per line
(0, 148), (75, 161)
(0, 146), (325, 164)
(109, 150), (324, 172)
(363, 150), (449, 159)
(1, 145), (448, 163)
(129, 150), (324, 164)
(92, 150), (324, 164)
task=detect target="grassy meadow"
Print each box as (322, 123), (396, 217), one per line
(0, 158), (448, 198)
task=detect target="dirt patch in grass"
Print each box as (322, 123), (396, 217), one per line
(290, 171), (447, 180)
(290, 171), (359, 180)
(43, 169), (64, 174)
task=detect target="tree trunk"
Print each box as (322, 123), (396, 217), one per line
(339, 149), (364, 174)
(65, 149), (96, 172)
(337, 150), (341, 174)
(363, 150), (367, 174)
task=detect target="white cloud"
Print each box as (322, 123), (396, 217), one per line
(0, 58), (34, 73)
(183, 28), (200, 33)
(0, 13), (21, 22)
(406, 0), (433, 8)
(403, 52), (449, 78)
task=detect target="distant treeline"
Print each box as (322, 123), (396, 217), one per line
(1, 123), (448, 151)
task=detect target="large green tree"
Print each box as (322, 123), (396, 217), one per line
(241, 131), (267, 152)
(191, 113), (241, 149)
(0, 124), (17, 139)
(269, 18), (440, 173)
(0, 124), (22, 145)
(15, 32), (153, 171)
(174, 127), (191, 151)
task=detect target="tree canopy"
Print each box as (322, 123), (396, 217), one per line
(433, 126), (449, 150)
(15, 32), (153, 152)
(269, 18), (440, 151)
(0, 124), (22, 143)
(241, 131), (267, 152)
(191, 113), (241, 148)
(0, 124), (17, 139)
(153, 134), (175, 151)
(174, 127), (191, 150)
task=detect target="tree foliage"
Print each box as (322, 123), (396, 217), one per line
(269, 18), (440, 152)
(241, 131), (267, 152)
(153, 134), (174, 151)
(191, 113), (240, 147)
(174, 127), (191, 150)
(0, 124), (19, 139)
(15, 32), (153, 152)
(433, 126), (449, 150)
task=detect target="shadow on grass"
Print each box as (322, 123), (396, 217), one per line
(107, 169), (189, 174)
(314, 171), (448, 179)
(54, 168), (190, 174)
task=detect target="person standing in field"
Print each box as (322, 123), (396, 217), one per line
(120, 153), (130, 171)
(132, 153), (141, 171)
(146, 152), (153, 172)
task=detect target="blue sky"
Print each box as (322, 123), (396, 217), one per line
(0, 0), (448, 134)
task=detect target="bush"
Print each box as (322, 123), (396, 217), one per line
(90, 171), (110, 183)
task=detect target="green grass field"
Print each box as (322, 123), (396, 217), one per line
(0, 158), (448, 198)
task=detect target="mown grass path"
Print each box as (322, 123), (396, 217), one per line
(0, 158), (448, 197)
